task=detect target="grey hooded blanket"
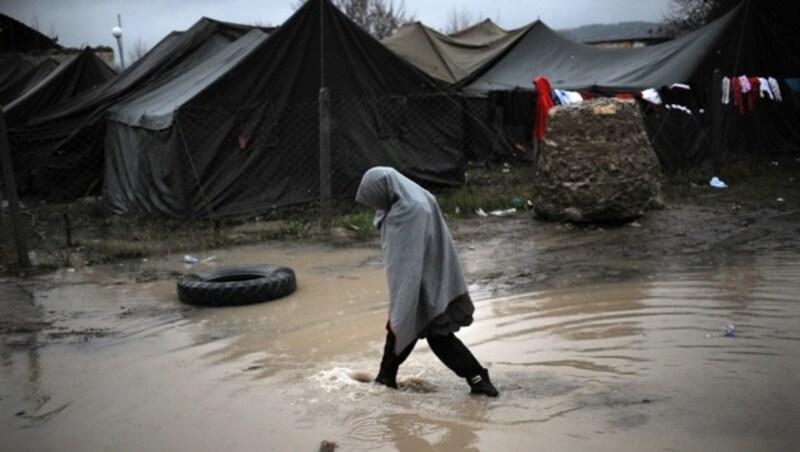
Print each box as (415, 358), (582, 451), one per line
(356, 167), (474, 354)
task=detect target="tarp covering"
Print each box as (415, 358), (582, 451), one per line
(4, 48), (115, 125)
(464, 12), (737, 94)
(106, 30), (268, 130)
(449, 19), (511, 44)
(382, 20), (529, 85)
(195, 1), (444, 105)
(104, 0), (464, 219)
(25, 18), (269, 125)
(7, 17), (269, 198)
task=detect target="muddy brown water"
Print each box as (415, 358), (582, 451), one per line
(2, 239), (799, 451)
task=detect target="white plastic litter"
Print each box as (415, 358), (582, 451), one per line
(709, 176), (727, 188)
(489, 208), (516, 217)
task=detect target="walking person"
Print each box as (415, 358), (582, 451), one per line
(356, 166), (498, 397)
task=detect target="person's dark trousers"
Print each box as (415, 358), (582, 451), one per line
(375, 330), (482, 387)
(427, 333), (483, 378)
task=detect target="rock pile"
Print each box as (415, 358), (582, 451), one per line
(532, 98), (663, 222)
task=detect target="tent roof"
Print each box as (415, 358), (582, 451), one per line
(464, 9), (739, 94)
(382, 20), (530, 85)
(26, 17), (269, 125)
(195, 0), (443, 106)
(465, 1), (800, 94)
(448, 19), (510, 44)
(107, 30), (269, 130)
(4, 48), (116, 124)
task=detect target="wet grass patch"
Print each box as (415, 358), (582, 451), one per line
(3, 158), (797, 273)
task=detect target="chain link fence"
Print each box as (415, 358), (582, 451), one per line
(2, 90), (538, 267)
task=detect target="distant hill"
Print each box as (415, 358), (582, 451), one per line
(559, 21), (669, 43)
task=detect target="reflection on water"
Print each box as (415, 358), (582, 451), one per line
(1, 244), (799, 451)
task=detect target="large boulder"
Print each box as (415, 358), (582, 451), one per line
(532, 98), (662, 222)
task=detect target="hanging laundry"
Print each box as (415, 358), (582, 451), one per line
(666, 104), (692, 114)
(641, 88), (662, 105)
(532, 76), (554, 142)
(552, 89), (583, 105)
(746, 76), (760, 111)
(721, 76), (730, 104)
(658, 83), (696, 114)
(566, 91), (583, 104)
(758, 77), (773, 99)
(769, 77), (784, 101)
(731, 76), (745, 114)
(739, 75), (751, 94)
(552, 89), (570, 105)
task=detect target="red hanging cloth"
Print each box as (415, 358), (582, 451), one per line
(532, 76), (554, 142)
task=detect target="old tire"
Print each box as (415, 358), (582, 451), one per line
(177, 264), (296, 307)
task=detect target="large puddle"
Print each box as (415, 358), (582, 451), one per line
(2, 241), (799, 451)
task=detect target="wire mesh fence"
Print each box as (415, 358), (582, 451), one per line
(1, 89), (539, 268)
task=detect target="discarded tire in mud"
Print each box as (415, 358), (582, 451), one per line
(177, 265), (296, 307)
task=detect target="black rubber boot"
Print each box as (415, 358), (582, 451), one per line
(467, 368), (499, 397)
(375, 330), (412, 390)
(374, 366), (398, 389)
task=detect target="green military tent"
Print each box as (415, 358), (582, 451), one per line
(6, 17), (270, 199)
(103, 0), (464, 219)
(382, 20), (530, 85)
(4, 48), (116, 125)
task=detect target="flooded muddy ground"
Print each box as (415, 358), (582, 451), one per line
(2, 186), (800, 451)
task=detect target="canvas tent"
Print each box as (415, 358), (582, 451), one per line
(449, 19), (512, 44)
(4, 47), (116, 125)
(103, 29), (270, 217)
(6, 18), (270, 199)
(463, 16), (735, 94)
(381, 20), (530, 85)
(103, 0), (464, 219)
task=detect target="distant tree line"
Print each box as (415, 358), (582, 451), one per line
(663, 0), (741, 36)
(312, 0), (746, 40)
(294, 0), (415, 39)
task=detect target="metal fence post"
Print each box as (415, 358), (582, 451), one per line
(319, 87), (332, 228)
(0, 109), (31, 267)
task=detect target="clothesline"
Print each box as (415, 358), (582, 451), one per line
(722, 75), (783, 114)
(546, 76), (789, 115)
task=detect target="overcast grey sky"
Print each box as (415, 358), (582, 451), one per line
(4, 0), (672, 54)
